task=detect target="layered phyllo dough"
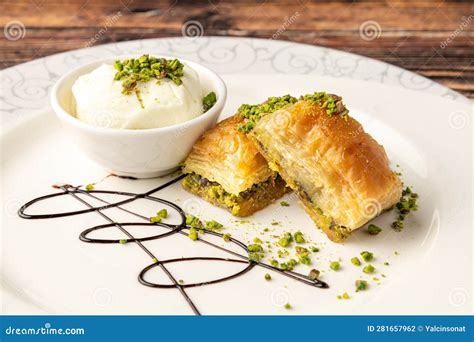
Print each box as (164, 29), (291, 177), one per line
(249, 93), (402, 242)
(182, 114), (288, 216)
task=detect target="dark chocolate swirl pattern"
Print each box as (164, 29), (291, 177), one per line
(18, 175), (328, 315)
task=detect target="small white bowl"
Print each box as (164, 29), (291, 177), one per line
(51, 56), (226, 178)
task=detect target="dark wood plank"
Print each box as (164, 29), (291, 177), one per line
(1, 0), (473, 98)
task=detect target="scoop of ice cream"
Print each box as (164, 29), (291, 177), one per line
(72, 62), (204, 129)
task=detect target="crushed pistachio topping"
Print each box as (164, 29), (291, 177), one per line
(114, 55), (184, 95)
(294, 231), (305, 244)
(156, 209), (168, 219)
(278, 232), (293, 247)
(308, 269), (320, 280)
(302, 92), (349, 118)
(119, 239), (127, 244)
(295, 246), (311, 265)
(284, 303), (292, 310)
(186, 214), (204, 229)
(330, 261), (341, 271)
(188, 227), (198, 241)
(311, 246), (320, 253)
(392, 186), (418, 231)
(360, 251), (374, 262)
(237, 95), (297, 133)
(150, 216), (162, 223)
(355, 280), (368, 292)
(363, 264), (376, 274)
(150, 208), (168, 223)
(264, 273), (272, 281)
(202, 91), (217, 112)
(351, 257), (361, 266)
(223, 233), (231, 242)
(384, 261), (390, 266)
(337, 292), (350, 300)
(205, 219), (223, 231)
(85, 183), (94, 191)
(279, 259), (298, 271)
(270, 259), (279, 268)
(178, 279), (184, 284)
(253, 237), (263, 244)
(280, 201), (290, 207)
(152, 257), (158, 263)
(248, 244), (265, 263)
(367, 224), (382, 235)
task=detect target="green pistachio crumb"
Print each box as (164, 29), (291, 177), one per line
(330, 261), (341, 271)
(150, 216), (162, 223)
(119, 239), (127, 244)
(186, 214), (203, 229)
(205, 219), (223, 231)
(391, 186), (418, 231)
(248, 244), (264, 263)
(237, 95), (298, 133)
(202, 91), (217, 112)
(188, 227), (198, 241)
(178, 279), (184, 284)
(284, 303), (292, 310)
(223, 233), (231, 242)
(311, 246), (320, 253)
(85, 183), (94, 191)
(342, 292), (350, 300)
(270, 259), (279, 268)
(384, 261), (390, 266)
(355, 280), (368, 292)
(351, 257), (361, 266)
(302, 92), (348, 118)
(156, 208), (168, 219)
(363, 264), (376, 274)
(367, 224), (382, 235)
(277, 232), (293, 247)
(264, 273), (271, 281)
(294, 231), (305, 244)
(152, 257), (158, 263)
(253, 237), (263, 244)
(263, 228), (270, 232)
(360, 251), (374, 262)
(114, 55), (185, 95)
(280, 201), (290, 207)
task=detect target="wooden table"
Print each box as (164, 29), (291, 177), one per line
(1, 0), (472, 98)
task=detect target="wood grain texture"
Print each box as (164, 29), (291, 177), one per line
(1, 0), (473, 98)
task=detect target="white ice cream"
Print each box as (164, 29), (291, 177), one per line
(72, 63), (204, 129)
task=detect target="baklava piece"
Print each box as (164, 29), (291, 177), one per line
(250, 92), (402, 242)
(182, 114), (288, 216)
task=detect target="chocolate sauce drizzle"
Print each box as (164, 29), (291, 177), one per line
(18, 174), (328, 315)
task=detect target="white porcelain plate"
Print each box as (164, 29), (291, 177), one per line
(1, 38), (472, 315)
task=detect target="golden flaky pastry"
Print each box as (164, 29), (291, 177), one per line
(182, 114), (287, 216)
(250, 96), (402, 242)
